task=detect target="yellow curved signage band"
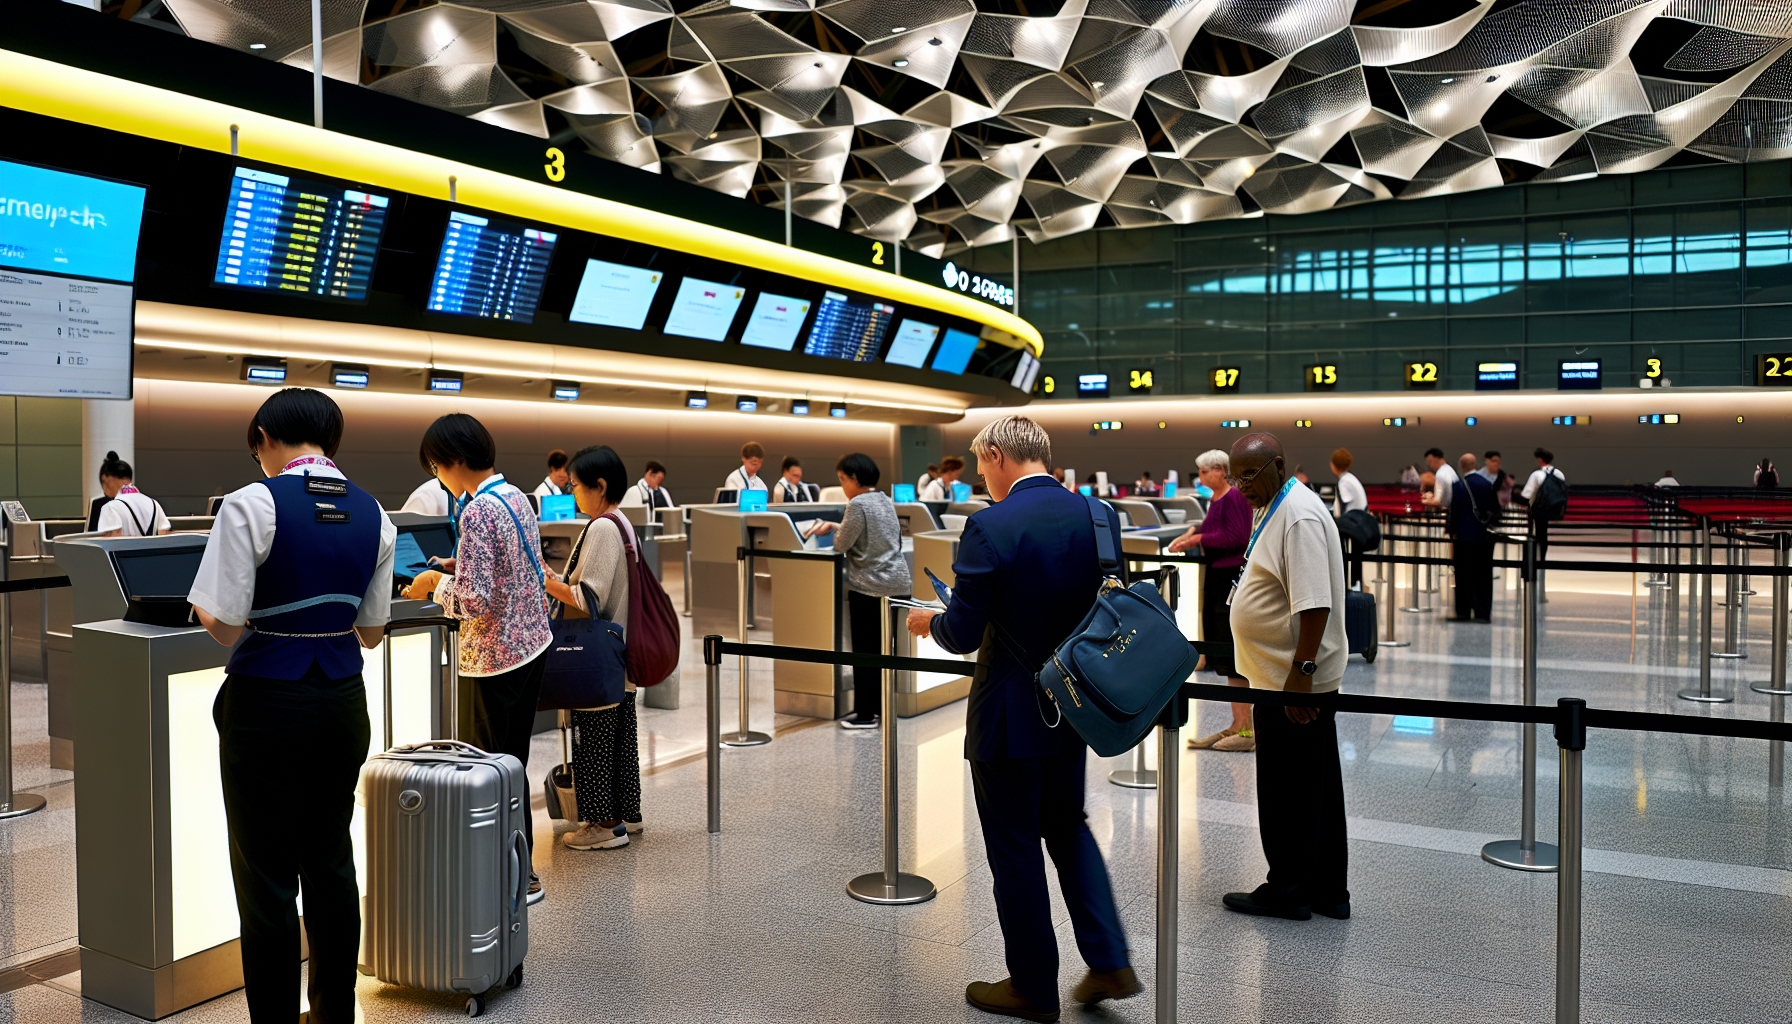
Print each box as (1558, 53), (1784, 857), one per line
(0, 50), (1044, 355)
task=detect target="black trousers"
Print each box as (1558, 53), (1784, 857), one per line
(1530, 512), (1550, 562)
(1453, 538), (1495, 619)
(472, 649), (547, 851)
(571, 693), (642, 825)
(1200, 564), (1243, 679)
(970, 751), (1129, 1010)
(214, 666), (370, 1024)
(1253, 691), (1349, 903)
(847, 590), (898, 721)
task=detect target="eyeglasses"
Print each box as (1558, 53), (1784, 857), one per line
(1226, 459), (1278, 489)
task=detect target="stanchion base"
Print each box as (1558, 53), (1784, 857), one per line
(1677, 689), (1735, 704)
(1377, 640), (1411, 648)
(1481, 839), (1560, 872)
(1749, 683), (1792, 696)
(847, 871), (936, 905)
(0, 793), (46, 820)
(1108, 769), (1158, 789)
(719, 731), (772, 747)
(1711, 652), (1747, 660)
(1644, 579), (1671, 588)
(1397, 606), (1425, 613)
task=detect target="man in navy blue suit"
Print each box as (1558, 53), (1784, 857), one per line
(907, 414), (1136, 1023)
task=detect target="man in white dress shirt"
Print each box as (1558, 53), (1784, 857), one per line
(399, 476), (454, 516)
(722, 441), (767, 494)
(918, 455), (964, 502)
(625, 460), (675, 508)
(532, 449), (571, 498)
(1421, 447), (1458, 514)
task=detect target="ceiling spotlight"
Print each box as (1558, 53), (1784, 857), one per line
(1439, 77), (1454, 83)
(929, 37), (942, 45)
(893, 58), (910, 67)
(249, 42), (268, 50)
(1486, 74), (1499, 82)
(891, 25), (907, 32)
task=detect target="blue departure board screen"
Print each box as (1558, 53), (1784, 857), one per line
(428, 211), (557, 323)
(1, 160), (147, 283)
(929, 327), (979, 375)
(802, 290), (894, 363)
(212, 166), (388, 301)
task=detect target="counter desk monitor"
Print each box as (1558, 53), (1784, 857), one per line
(538, 493), (577, 522)
(109, 540), (208, 627)
(892, 483), (917, 503)
(393, 521), (456, 591)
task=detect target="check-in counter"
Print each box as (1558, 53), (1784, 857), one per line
(892, 502), (939, 537)
(906, 529), (973, 716)
(6, 517), (87, 770)
(1119, 527), (1203, 640)
(744, 511), (847, 719)
(57, 522), (458, 1020)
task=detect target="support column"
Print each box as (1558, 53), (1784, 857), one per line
(81, 397), (134, 511)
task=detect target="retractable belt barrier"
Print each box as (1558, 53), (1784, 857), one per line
(0, 574), (67, 821)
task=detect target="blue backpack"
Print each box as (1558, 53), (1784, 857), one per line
(1001, 497), (1200, 757)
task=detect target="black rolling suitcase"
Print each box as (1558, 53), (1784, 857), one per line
(1345, 589), (1378, 663)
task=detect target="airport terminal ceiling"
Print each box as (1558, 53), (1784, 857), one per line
(82, 0), (1792, 255)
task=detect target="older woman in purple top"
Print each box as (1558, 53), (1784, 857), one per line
(1168, 448), (1255, 752)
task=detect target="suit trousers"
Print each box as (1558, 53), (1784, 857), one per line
(214, 666), (370, 1024)
(473, 649), (548, 852)
(970, 750), (1129, 1009)
(1253, 692), (1350, 903)
(1453, 538), (1495, 619)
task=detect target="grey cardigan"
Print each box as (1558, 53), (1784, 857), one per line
(835, 491), (911, 597)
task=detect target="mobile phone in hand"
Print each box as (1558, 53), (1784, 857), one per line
(924, 567), (953, 605)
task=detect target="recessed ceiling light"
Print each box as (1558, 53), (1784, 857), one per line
(893, 58), (910, 67)
(249, 42), (268, 49)
(891, 25), (907, 33)
(1439, 77), (1454, 83)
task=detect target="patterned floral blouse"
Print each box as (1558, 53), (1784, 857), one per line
(434, 477), (552, 677)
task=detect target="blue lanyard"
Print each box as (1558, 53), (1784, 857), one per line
(1243, 478), (1299, 562)
(452, 474), (508, 532)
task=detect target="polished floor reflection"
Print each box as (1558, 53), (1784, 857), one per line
(0, 569), (1787, 1023)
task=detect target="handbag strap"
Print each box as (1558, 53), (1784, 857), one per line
(1084, 494), (1119, 574)
(477, 488), (544, 585)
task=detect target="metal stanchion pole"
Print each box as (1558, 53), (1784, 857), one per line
(1681, 521), (1733, 703)
(848, 597), (936, 905)
(1715, 527), (1746, 659)
(1485, 538), (1557, 871)
(683, 548), (692, 615)
(722, 553), (771, 745)
(1154, 709), (1181, 1024)
(705, 635), (722, 834)
(0, 592), (47, 820)
(1379, 557), (1409, 648)
(382, 637), (394, 751)
(1751, 535), (1790, 702)
(1554, 698), (1586, 1024)
(1400, 535), (1422, 613)
(447, 628), (461, 741)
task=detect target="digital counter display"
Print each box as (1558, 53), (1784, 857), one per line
(213, 166), (388, 302)
(1558, 359), (1601, 390)
(802, 290), (893, 362)
(1476, 361), (1519, 390)
(428, 211), (557, 323)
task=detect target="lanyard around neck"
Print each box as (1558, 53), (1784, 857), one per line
(1243, 478), (1299, 562)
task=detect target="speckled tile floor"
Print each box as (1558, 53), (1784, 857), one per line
(1, 566), (1789, 1023)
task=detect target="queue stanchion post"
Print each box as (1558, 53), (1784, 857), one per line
(705, 634), (722, 834)
(1681, 519), (1733, 703)
(847, 596), (935, 905)
(1715, 527), (1746, 660)
(722, 549), (771, 746)
(382, 633), (394, 752)
(0, 590), (46, 820)
(1484, 537), (1558, 871)
(1379, 552), (1409, 648)
(1112, 566), (1171, 789)
(1554, 698), (1586, 1024)
(1154, 691), (1186, 1024)
(1400, 533), (1423, 613)
(1750, 533), (1790, 700)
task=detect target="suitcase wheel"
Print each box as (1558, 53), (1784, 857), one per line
(508, 965), (524, 989)
(465, 994), (485, 1017)
(1361, 644), (1377, 664)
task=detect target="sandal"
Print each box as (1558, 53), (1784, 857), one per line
(1187, 728), (1238, 749)
(1213, 731), (1256, 752)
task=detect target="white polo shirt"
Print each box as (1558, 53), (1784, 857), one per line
(400, 477), (453, 516)
(1333, 471), (1367, 515)
(1230, 482), (1349, 692)
(722, 467), (766, 493)
(97, 487), (170, 537)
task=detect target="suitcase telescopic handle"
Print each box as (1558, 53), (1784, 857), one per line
(509, 830), (529, 916)
(397, 739), (487, 756)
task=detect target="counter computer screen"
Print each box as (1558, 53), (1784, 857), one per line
(428, 211), (557, 323)
(213, 166), (389, 302)
(111, 545), (207, 599)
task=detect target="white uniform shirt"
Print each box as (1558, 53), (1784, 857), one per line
(1430, 463), (1458, 510)
(1654, 476), (1679, 488)
(1522, 465), (1565, 501)
(622, 478), (674, 508)
(722, 467), (766, 493)
(918, 477), (949, 502)
(773, 476), (808, 503)
(400, 477), (453, 516)
(532, 477), (563, 498)
(916, 471), (935, 494)
(1229, 483), (1349, 693)
(97, 487), (170, 537)
(1333, 471), (1367, 515)
(189, 458), (397, 629)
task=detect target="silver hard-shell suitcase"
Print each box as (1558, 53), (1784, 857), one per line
(358, 740), (529, 1017)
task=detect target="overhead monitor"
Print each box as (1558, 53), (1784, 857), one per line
(0, 271), (135, 398)
(427, 210), (557, 323)
(1476, 361), (1519, 390)
(883, 318), (940, 368)
(1558, 359), (1601, 390)
(568, 258), (664, 331)
(212, 165), (389, 302)
(1012, 351), (1041, 392)
(802, 290), (893, 362)
(0, 159), (147, 283)
(662, 276), (745, 341)
(1077, 371), (1108, 397)
(739, 291), (811, 351)
(929, 327), (979, 375)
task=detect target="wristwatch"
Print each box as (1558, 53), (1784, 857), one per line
(1295, 660), (1318, 676)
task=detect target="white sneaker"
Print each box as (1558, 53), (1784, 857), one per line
(563, 823), (629, 850)
(839, 716), (879, 730)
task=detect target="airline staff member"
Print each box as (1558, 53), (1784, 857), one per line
(723, 441), (768, 493)
(772, 456), (809, 503)
(187, 388), (395, 1024)
(399, 476), (454, 516)
(629, 460), (674, 508)
(94, 451), (170, 537)
(919, 455), (964, 502)
(533, 449), (571, 498)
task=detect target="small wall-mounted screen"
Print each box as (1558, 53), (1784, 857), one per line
(663, 276), (745, 341)
(930, 327), (979, 375)
(803, 290), (893, 362)
(427, 211), (557, 323)
(213, 166), (388, 302)
(884, 319), (940, 368)
(739, 292), (811, 350)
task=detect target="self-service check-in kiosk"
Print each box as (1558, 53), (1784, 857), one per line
(57, 515), (459, 1019)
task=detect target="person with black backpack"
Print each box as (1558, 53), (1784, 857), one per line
(1449, 453), (1498, 622)
(1519, 448), (1567, 597)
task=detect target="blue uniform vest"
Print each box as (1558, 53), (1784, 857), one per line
(227, 473), (383, 681)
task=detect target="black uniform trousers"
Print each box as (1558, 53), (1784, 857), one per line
(1253, 691), (1350, 904)
(847, 590), (903, 721)
(214, 665), (370, 1024)
(1453, 538), (1496, 620)
(970, 750), (1129, 1010)
(472, 649), (548, 852)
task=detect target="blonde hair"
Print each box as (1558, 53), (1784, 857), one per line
(971, 414), (1051, 467)
(1194, 449), (1229, 473)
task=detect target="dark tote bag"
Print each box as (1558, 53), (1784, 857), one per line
(536, 583), (627, 711)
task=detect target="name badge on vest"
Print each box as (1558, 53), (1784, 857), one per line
(314, 502), (350, 524)
(305, 477), (349, 497)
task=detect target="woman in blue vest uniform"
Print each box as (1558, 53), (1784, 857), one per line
(188, 388), (395, 1024)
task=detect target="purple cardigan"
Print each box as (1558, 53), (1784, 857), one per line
(1201, 487), (1251, 568)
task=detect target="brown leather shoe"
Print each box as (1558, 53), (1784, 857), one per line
(965, 979), (1060, 1022)
(1072, 966), (1143, 1004)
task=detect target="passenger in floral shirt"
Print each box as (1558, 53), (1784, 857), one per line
(403, 413), (551, 904)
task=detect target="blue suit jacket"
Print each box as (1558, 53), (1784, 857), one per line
(1452, 472), (1497, 543)
(931, 475), (1123, 762)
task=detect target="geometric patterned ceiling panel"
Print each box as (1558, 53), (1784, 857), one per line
(139, 0), (1792, 257)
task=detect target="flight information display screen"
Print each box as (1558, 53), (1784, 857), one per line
(802, 290), (893, 363)
(663, 276), (745, 341)
(568, 258), (663, 330)
(739, 291), (810, 351)
(1, 159), (147, 283)
(929, 327), (979, 375)
(212, 166), (388, 301)
(0, 271), (135, 399)
(883, 318), (939, 368)
(428, 211), (557, 323)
